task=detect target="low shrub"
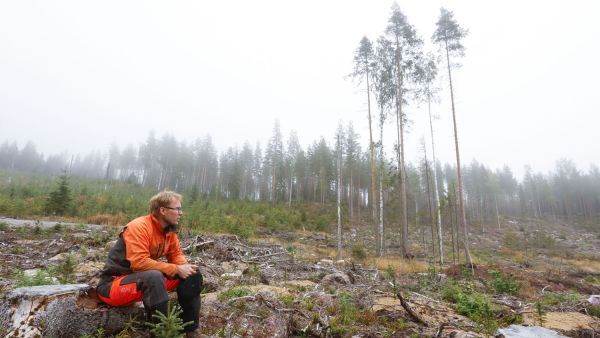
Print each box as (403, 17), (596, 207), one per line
(350, 243), (367, 260)
(15, 269), (57, 287)
(489, 270), (521, 295)
(442, 282), (498, 333)
(540, 291), (583, 306)
(337, 292), (357, 325)
(218, 287), (253, 301)
(147, 303), (193, 338)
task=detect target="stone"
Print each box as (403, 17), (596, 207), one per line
(497, 325), (567, 338)
(319, 259), (333, 266)
(321, 272), (351, 285)
(221, 270), (243, 278)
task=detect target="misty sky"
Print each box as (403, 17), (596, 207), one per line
(1, 0), (598, 179)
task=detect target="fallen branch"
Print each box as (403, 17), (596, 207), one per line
(394, 289), (428, 326)
(435, 322), (447, 338)
(227, 295), (256, 305)
(1, 253), (30, 259)
(249, 251), (289, 260)
(244, 314), (262, 319)
(408, 291), (442, 304)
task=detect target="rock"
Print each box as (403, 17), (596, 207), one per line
(48, 252), (80, 262)
(322, 272), (351, 285)
(104, 240), (117, 251)
(198, 267), (218, 292)
(497, 324), (568, 338)
(283, 280), (316, 289)
(247, 284), (290, 299)
(221, 261), (248, 273)
(0, 284), (144, 337)
(372, 296), (402, 312)
(221, 270), (243, 278)
(23, 269), (41, 278)
(319, 259), (333, 266)
(74, 261), (104, 275)
(334, 259), (347, 267)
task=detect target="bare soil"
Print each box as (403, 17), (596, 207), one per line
(1, 216), (600, 337)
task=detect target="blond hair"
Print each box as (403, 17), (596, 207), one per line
(149, 191), (182, 214)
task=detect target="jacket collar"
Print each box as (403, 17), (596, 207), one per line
(150, 214), (177, 234)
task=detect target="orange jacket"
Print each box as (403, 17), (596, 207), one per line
(121, 214), (187, 277)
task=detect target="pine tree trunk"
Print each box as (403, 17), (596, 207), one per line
(424, 155), (436, 263)
(495, 195), (501, 231)
(288, 173), (293, 208)
(366, 69), (379, 255)
(428, 94), (443, 266)
(445, 39), (472, 267)
(378, 125), (384, 256)
(337, 146), (342, 261)
(395, 42), (410, 258)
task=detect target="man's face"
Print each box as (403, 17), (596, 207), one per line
(160, 198), (183, 227)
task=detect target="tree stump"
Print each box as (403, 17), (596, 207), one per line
(0, 284), (144, 337)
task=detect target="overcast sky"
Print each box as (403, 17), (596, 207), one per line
(1, 0), (598, 179)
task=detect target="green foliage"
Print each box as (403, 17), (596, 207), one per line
(45, 172), (72, 216)
(279, 294), (295, 307)
(442, 282), (497, 333)
(588, 305), (600, 318)
(0, 171), (340, 238)
(147, 303), (193, 338)
(584, 275), (600, 285)
(302, 296), (315, 311)
(540, 291), (584, 306)
(382, 265), (396, 282)
(530, 232), (557, 249)
(53, 222), (64, 233)
(488, 270), (521, 295)
(441, 283), (463, 303)
(503, 231), (521, 249)
(337, 292), (357, 325)
(47, 253), (77, 283)
(218, 287), (252, 301)
(80, 327), (105, 338)
(15, 269), (57, 287)
(328, 317), (349, 336)
(535, 300), (546, 326)
(350, 243), (367, 260)
(0, 222), (7, 231)
(114, 315), (141, 338)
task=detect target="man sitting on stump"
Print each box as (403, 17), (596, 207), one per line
(96, 191), (201, 335)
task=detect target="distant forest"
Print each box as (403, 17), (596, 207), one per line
(0, 124), (598, 228)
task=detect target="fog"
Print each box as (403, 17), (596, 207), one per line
(1, 0), (599, 178)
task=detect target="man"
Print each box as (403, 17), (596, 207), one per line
(96, 191), (201, 335)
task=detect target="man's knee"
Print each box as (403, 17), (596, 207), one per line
(134, 270), (167, 291)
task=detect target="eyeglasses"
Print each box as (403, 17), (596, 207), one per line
(163, 206), (183, 212)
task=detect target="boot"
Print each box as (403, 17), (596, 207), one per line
(177, 273), (202, 332)
(146, 301), (168, 338)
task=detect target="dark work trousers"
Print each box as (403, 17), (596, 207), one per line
(97, 270), (202, 332)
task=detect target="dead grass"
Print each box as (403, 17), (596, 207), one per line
(364, 256), (428, 273)
(86, 213), (127, 226)
(565, 258), (600, 274)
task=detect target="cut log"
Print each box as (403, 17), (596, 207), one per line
(0, 284), (144, 337)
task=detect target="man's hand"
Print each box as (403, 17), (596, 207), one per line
(176, 263), (199, 279)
